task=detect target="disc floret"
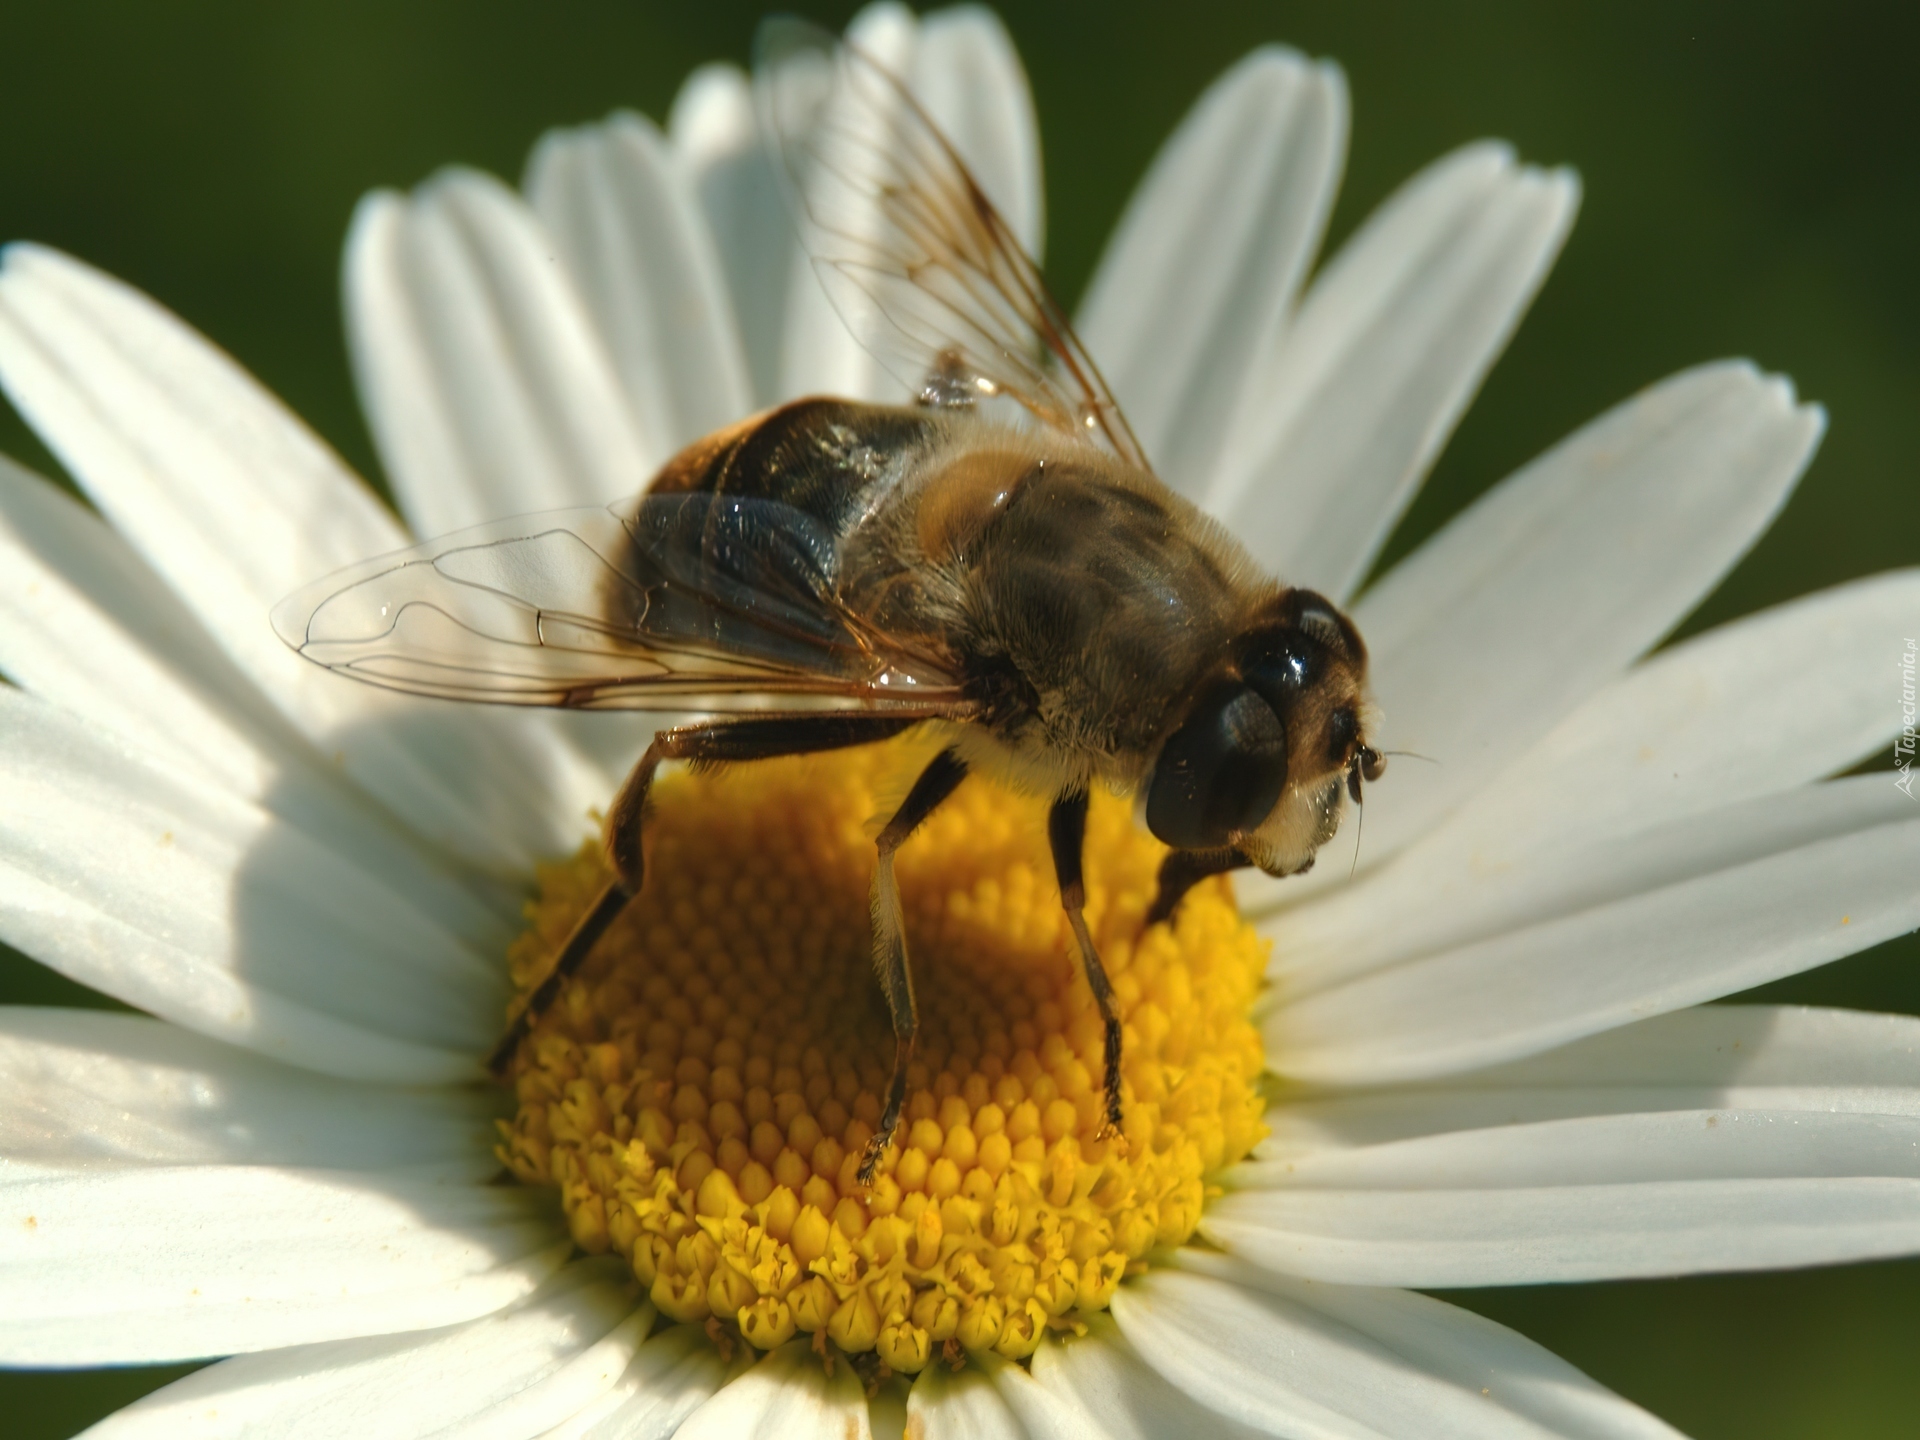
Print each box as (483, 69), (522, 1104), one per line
(498, 742), (1268, 1372)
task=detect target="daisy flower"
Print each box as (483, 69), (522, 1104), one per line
(4, 4), (1918, 1436)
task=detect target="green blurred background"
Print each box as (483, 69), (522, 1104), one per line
(1, 1), (1915, 1435)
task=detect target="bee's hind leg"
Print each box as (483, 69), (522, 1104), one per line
(1047, 790), (1127, 1146)
(489, 712), (922, 1078)
(859, 747), (971, 1184)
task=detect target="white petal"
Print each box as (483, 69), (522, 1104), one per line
(1242, 1006), (1920, 1280)
(1210, 143), (1577, 599)
(1270, 571), (1920, 973)
(1268, 779), (1920, 1085)
(911, 6), (1044, 258)
(1031, 1316), (1269, 1440)
(534, 1324), (728, 1440)
(1241, 1106), (1920, 1190)
(0, 1008), (498, 1173)
(525, 112), (752, 462)
(775, 4), (1045, 406)
(776, 3), (921, 405)
(1442, 569), (1920, 848)
(344, 168), (656, 534)
(1245, 360), (1824, 914)
(0, 456), (519, 946)
(0, 689), (499, 1081)
(1462, 1003), (1920, 1089)
(670, 63), (795, 407)
(79, 1259), (639, 1438)
(0, 1161), (566, 1364)
(976, 1349), (1108, 1440)
(0, 243), (600, 870)
(1113, 1262), (1679, 1439)
(906, 1360), (1027, 1440)
(673, 1339), (872, 1440)
(1265, 1005), (1920, 1157)
(1077, 48), (1346, 494)
(1352, 361), (1819, 844)
(0, 453), (272, 790)
(1272, 770), (1911, 1000)
(0, 243), (403, 616)
(1209, 1108), (1920, 1286)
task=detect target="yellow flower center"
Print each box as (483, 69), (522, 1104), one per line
(497, 738), (1267, 1374)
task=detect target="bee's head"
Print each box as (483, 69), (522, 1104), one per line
(1144, 588), (1383, 876)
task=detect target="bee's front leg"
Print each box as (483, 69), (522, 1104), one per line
(1047, 790), (1126, 1147)
(860, 747), (970, 1184)
(1143, 846), (1252, 929)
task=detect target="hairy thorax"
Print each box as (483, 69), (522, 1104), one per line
(847, 426), (1274, 793)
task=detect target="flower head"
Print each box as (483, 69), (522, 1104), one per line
(501, 744), (1266, 1373)
(2, 5), (1917, 1437)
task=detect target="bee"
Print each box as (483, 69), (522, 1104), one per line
(274, 21), (1384, 1181)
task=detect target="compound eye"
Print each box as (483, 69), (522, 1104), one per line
(1146, 681), (1289, 851)
(1242, 632), (1322, 714)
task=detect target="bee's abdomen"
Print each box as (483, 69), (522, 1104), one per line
(647, 397), (937, 544)
(633, 397), (960, 679)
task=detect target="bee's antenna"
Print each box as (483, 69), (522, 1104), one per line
(1381, 749), (1438, 765)
(1348, 786), (1364, 879)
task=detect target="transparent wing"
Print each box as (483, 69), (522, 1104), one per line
(271, 494), (966, 713)
(754, 17), (1151, 471)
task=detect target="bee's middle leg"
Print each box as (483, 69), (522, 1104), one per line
(859, 747), (971, 1184)
(1047, 790), (1126, 1142)
(489, 712), (922, 1076)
